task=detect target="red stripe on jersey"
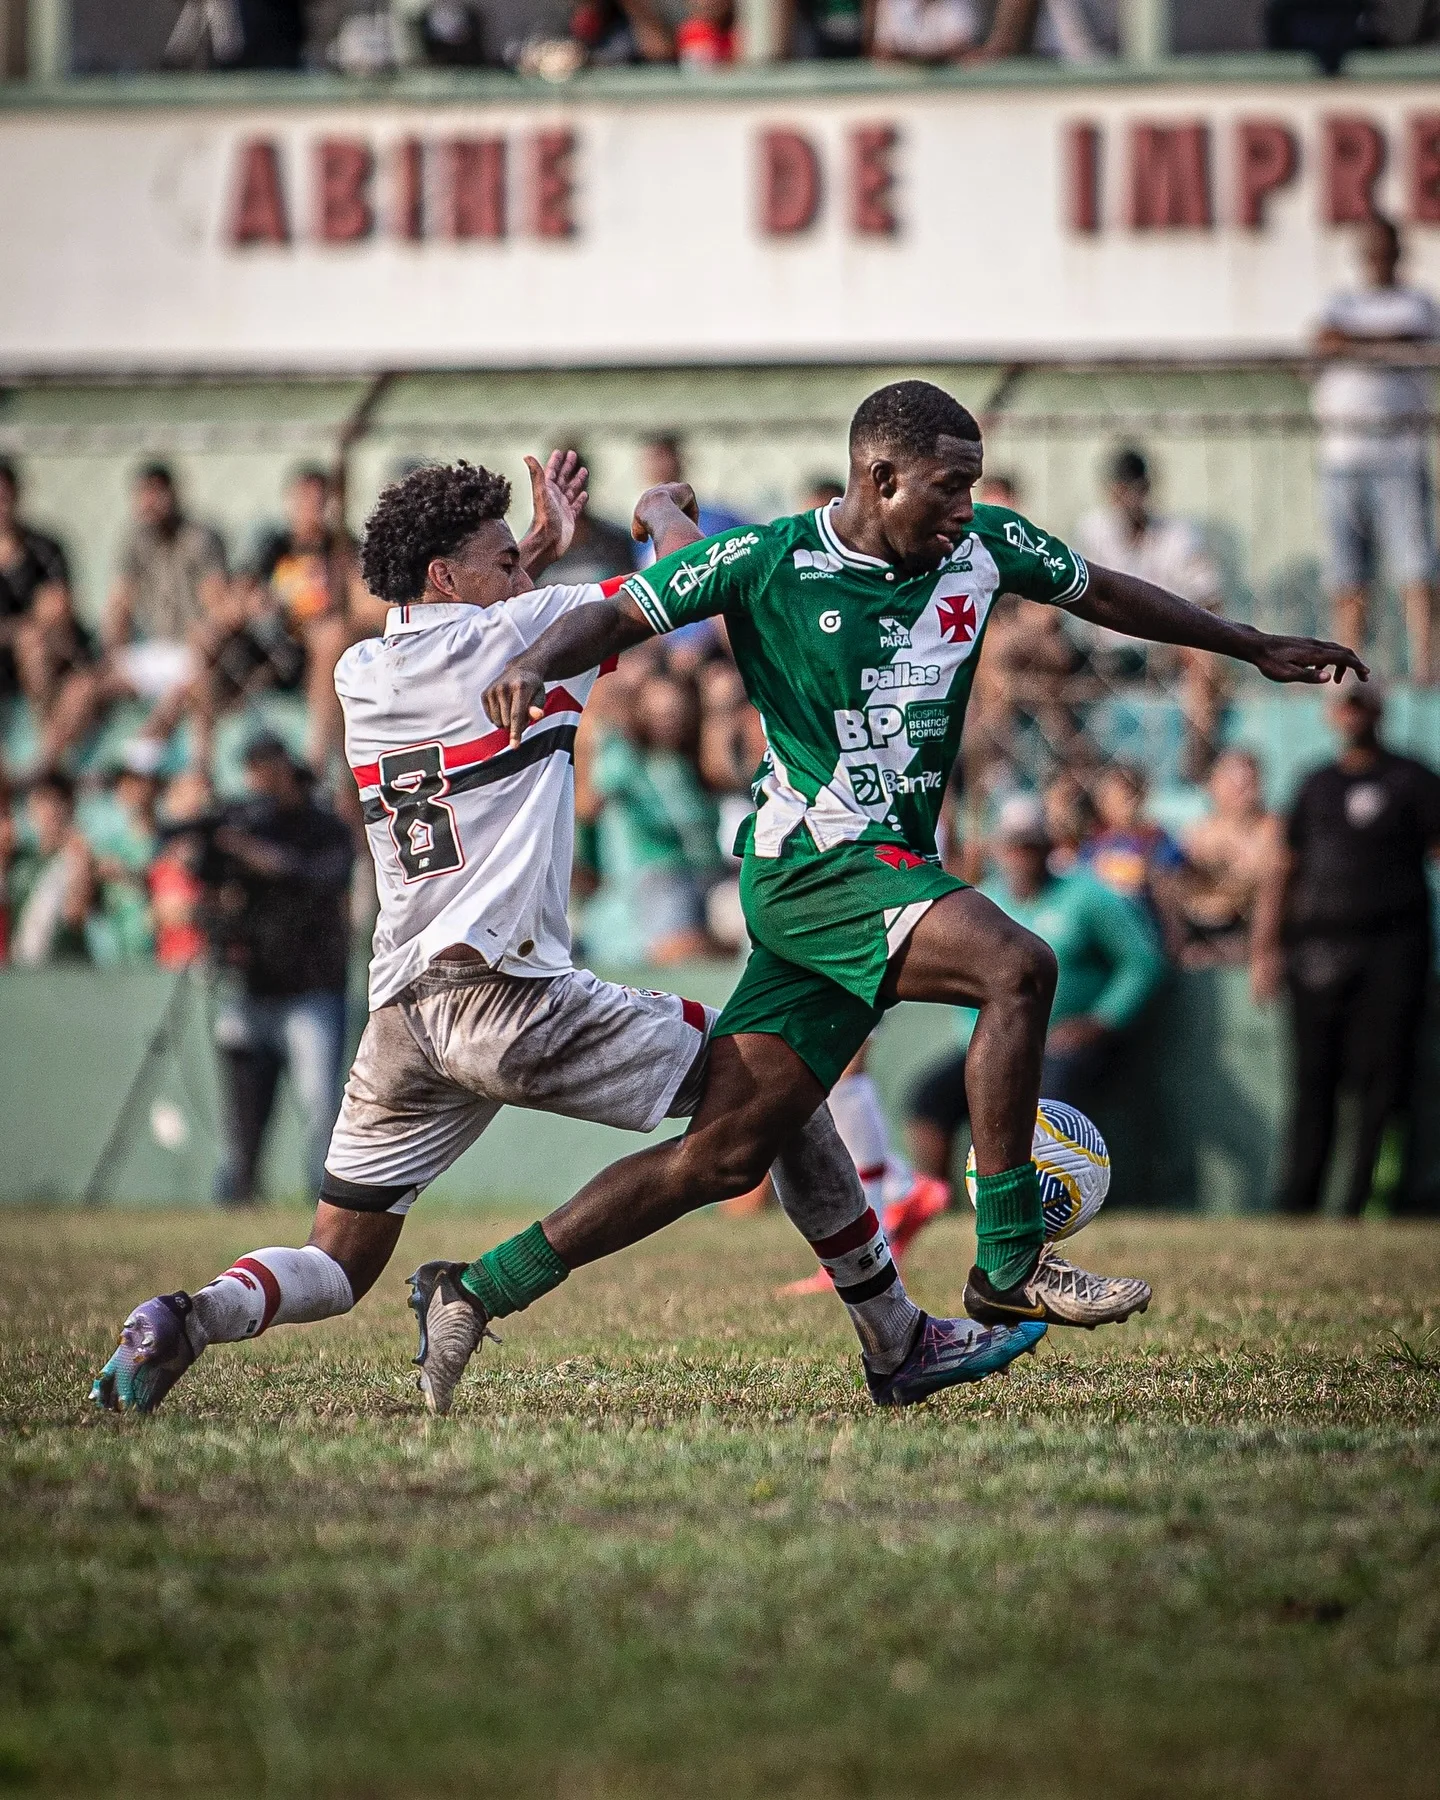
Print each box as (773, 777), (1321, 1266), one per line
(680, 997), (707, 1034)
(856, 1163), (887, 1184)
(810, 1207), (881, 1259)
(350, 685), (585, 791)
(599, 575), (628, 598)
(599, 655), (619, 676)
(231, 1256), (282, 1332)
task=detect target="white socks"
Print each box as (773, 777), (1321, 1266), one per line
(770, 1105), (922, 1376)
(189, 1246), (354, 1349)
(829, 1072), (913, 1211)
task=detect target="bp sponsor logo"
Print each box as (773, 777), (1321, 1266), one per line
(861, 661), (941, 694)
(878, 615), (911, 649)
(667, 532), (759, 600)
(905, 701), (949, 746)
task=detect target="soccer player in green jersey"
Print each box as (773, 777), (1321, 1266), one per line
(415, 380), (1366, 1401)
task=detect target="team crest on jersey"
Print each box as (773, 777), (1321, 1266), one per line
(878, 616), (911, 649)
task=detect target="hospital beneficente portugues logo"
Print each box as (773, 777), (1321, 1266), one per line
(667, 534), (759, 599)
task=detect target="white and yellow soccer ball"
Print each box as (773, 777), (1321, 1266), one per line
(965, 1099), (1110, 1243)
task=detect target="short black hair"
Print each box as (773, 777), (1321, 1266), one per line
(1110, 447), (1149, 486)
(29, 770), (75, 808)
(849, 381), (980, 461)
(0, 457), (17, 495)
(137, 461), (174, 488)
(360, 460), (512, 604)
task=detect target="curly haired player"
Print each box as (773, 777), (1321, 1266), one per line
(92, 450), (1047, 1418)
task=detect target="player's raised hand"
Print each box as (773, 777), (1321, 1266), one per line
(483, 664), (546, 749)
(632, 482), (699, 543)
(1247, 633), (1370, 686)
(519, 450), (589, 577)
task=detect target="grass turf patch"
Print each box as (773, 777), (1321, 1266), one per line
(1, 1208), (1437, 1797)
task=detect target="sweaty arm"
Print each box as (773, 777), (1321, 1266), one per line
(1071, 564), (1369, 686)
(484, 485), (706, 747)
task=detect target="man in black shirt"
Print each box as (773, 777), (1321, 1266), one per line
(0, 459), (71, 701)
(1253, 687), (1440, 1214)
(202, 733), (355, 1204)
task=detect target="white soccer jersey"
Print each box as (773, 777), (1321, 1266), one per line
(336, 587), (616, 1010)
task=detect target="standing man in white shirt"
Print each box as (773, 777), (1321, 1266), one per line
(1074, 447), (1224, 778)
(1313, 215), (1440, 685)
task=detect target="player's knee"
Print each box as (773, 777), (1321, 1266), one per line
(674, 1131), (771, 1204)
(998, 930), (1058, 1011)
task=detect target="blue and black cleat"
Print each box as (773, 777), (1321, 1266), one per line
(864, 1312), (1045, 1407)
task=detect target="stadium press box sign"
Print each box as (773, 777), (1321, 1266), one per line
(0, 80), (1438, 369)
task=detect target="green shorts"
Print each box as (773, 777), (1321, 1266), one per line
(712, 837), (967, 1090)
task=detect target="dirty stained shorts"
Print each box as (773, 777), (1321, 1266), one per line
(320, 959), (715, 1215)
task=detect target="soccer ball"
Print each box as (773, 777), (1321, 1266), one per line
(965, 1099), (1110, 1243)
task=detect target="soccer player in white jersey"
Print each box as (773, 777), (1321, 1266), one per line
(92, 453), (1046, 1418)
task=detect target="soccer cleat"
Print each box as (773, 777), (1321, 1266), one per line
(407, 1261), (496, 1416)
(881, 1174), (951, 1263)
(89, 1293), (199, 1414)
(864, 1313), (1046, 1407)
(964, 1243), (1151, 1330)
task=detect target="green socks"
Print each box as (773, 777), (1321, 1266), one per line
(973, 1162), (1045, 1291)
(460, 1222), (570, 1319)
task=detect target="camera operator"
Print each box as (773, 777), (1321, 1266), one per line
(199, 732), (355, 1206)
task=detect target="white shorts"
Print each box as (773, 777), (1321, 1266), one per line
(320, 960), (714, 1213)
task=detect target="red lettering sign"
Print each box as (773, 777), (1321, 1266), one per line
(395, 138), (424, 241)
(1065, 122), (1102, 233)
(531, 131), (576, 239)
(761, 130), (821, 236)
(450, 139), (506, 240)
(1128, 123), (1212, 230)
(229, 139), (290, 246)
(1235, 120), (1299, 230)
(851, 126), (898, 236)
(1409, 115), (1440, 225)
(1323, 117), (1385, 224)
(316, 138), (373, 243)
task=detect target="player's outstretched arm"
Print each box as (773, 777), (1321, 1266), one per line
(483, 594), (656, 747)
(517, 450), (589, 579)
(1073, 564), (1370, 687)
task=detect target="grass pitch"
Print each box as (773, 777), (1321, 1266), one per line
(1, 1207), (1438, 1799)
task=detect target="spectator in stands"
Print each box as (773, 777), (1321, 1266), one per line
(1313, 215), (1439, 684)
(252, 465), (367, 772)
(800, 475), (845, 511)
(581, 669), (724, 964)
(782, 0), (868, 56)
(0, 458), (70, 711)
(1078, 759), (1189, 954)
(5, 773), (99, 966)
(82, 751), (163, 965)
(1074, 446), (1225, 778)
(1252, 685), (1440, 1217)
(676, 0), (736, 62)
(635, 434), (748, 551)
(201, 732), (354, 1204)
(1177, 748), (1282, 969)
(11, 578), (103, 772)
(105, 463), (226, 726)
(872, 0), (981, 60)
(906, 792), (1164, 1180)
(149, 769), (213, 969)
(1043, 767), (1097, 872)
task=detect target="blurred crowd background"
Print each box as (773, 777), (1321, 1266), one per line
(47, 0), (1440, 78)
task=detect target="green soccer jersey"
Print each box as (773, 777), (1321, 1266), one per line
(622, 499), (1090, 861)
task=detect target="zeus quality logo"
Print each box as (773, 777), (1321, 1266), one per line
(667, 533), (758, 600)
